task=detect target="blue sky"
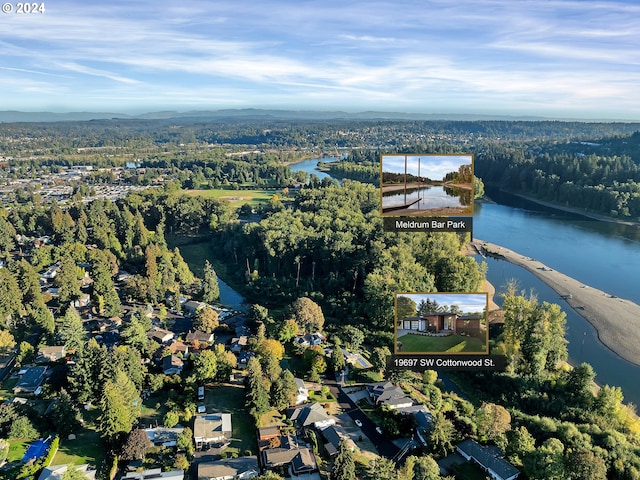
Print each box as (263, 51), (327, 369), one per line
(1, 0), (639, 118)
(397, 293), (488, 314)
(383, 155), (472, 180)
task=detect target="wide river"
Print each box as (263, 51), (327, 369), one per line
(292, 158), (640, 403)
(477, 188), (640, 404)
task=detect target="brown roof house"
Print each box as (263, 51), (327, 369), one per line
(262, 435), (317, 477)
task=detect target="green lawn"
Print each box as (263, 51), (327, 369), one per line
(397, 333), (487, 353)
(7, 439), (29, 462)
(205, 384), (256, 455)
(182, 188), (278, 208)
(52, 429), (105, 468)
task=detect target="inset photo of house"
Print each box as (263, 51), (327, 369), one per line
(395, 292), (488, 354)
(381, 154), (474, 216)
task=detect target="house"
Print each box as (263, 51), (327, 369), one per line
(194, 414), (232, 449)
(197, 456), (260, 480)
(288, 402), (335, 430)
(184, 300), (208, 316)
(367, 382), (414, 410)
(144, 427), (184, 447)
(456, 439), (520, 480)
(262, 436), (317, 476)
(163, 355), (184, 375)
(258, 426), (281, 443)
(14, 366), (47, 394)
(166, 341), (189, 357)
(230, 336), (248, 353)
(186, 330), (215, 344)
(400, 313), (483, 335)
(147, 327), (174, 344)
(121, 468), (184, 480)
(36, 346), (67, 363)
(38, 464), (96, 480)
(293, 332), (326, 348)
(294, 378), (308, 405)
(71, 293), (91, 308)
(320, 425), (342, 457)
(40, 263), (60, 281)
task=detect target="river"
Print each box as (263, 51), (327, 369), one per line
(289, 156), (340, 181)
(208, 162), (640, 403)
(474, 188), (640, 404)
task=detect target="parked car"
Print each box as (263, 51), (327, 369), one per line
(355, 419), (362, 427)
(376, 426), (383, 434)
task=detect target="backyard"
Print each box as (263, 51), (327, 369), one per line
(204, 383), (256, 456)
(396, 333), (487, 353)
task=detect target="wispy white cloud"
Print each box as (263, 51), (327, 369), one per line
(0, 0), (638, 117)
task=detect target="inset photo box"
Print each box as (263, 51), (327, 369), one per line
(395, 292), (488, 354)
(381, 154), (474, 216)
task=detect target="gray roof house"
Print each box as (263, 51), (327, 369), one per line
(197, 456), (260, 480)
(194, 414), (232, 449)
(38, 464), (96, 480)
(456, 439), (520, 480)
(14, 366), (47, 394)
(163, 355), (184, 375)
(288, 402), (335, 430)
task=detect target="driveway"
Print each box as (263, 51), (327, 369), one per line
(324, 379), (400, 459)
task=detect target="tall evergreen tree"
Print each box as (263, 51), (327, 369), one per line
(332, 438), (356, 480)
(202, 260), (220, 303)
(59, 307), (86, 354)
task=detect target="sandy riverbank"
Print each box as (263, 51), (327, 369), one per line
(470, 239), (640, 366)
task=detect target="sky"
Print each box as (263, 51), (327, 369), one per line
(1, 0), (639, 119)
(382, 155), (471, 179)
(398, 293), (488, 314)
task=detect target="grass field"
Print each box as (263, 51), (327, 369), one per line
(182, 188), (277, 208)
(205, 384), (256, 455)
(7, 439), (28, 462)
(52, 429), (105, 467)
(397, 333), (486, 353)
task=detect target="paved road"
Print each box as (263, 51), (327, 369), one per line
(324, 379), (400, 459)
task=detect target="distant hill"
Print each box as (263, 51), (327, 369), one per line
(0, 108), (614, 123)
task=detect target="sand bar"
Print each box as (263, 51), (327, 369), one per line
(471, 239), (640, 366)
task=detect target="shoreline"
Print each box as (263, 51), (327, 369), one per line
(471, 239), (640, 367)
(495, 189), (640, 227)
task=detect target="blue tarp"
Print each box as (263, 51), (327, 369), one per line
(22, 439), (48, 463)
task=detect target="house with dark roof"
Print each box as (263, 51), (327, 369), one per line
(367, 382), (414, 410)
(144, 427), (184, 447)
(163, 355), (184, 375)
(400, 313), (483, 335)
(186, 330), (215, 344)
(288, 402), (335, 430)
(262, 436), (317, 476)
(14, 366), (47, 394)
(197, 456), (260, 480)
(456, 439), (519, 480)
(147, 327), (174, 344)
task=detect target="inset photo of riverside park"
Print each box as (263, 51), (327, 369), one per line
(395, 293), (488, 354)
(381, 154), (474, 216)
